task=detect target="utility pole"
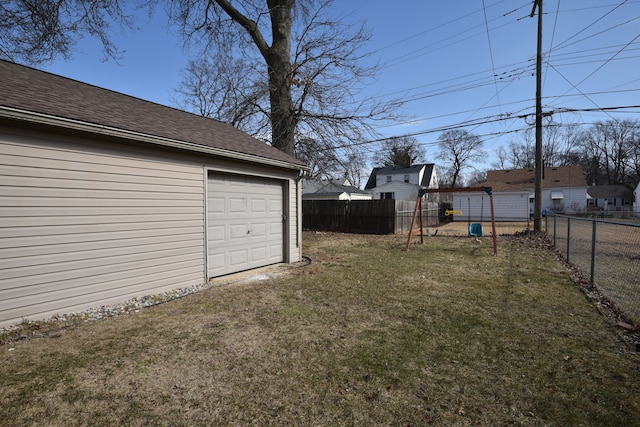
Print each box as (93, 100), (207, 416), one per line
(531, 0), (543, 231)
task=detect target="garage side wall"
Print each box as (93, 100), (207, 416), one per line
(0, 130), (206, 327)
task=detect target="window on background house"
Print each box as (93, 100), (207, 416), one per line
(404, 175), (410, 183)
(551, 191), (565, 212)
(386, 176), (392, 183)
(381, 192), (394, 199)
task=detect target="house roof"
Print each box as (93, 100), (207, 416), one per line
(364, 163), (435, 189)
(0, 60), (305, 170)
(302, 177), (351, 194)
(313, 182), (370, 196)
(587, 184), (634, 199)
(302, 191), (348, 199)
(482, 166), (587, 192)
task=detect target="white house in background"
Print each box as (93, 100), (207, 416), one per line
(364, 164), (438, 201)
(0, 60), (307, 328)
(455, 166), (588, 221)
(635, 182), (640, 214)
(302, 179), (372, 200)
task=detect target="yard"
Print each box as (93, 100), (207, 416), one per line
(1, 231), (639, 426)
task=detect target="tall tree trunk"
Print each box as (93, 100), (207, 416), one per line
(213, 0), (296, 156)
(266, 0), (296, 156)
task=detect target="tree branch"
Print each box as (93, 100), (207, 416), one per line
(213, 0), (269, 57)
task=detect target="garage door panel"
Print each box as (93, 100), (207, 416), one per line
(230, 198), (247, 213)
(230, 224), (248, 239)
(230, 249), (249, 266)
(209, 198), (224, 213)
(209, 225), (225, 242)
(207, 172), (284, 277)
(251, 247), (267, 261)
(208, 253), (225, 270)
(251, 199), (267, 212)
(269, 244), (282, 258)
(251, 223), (267, 236)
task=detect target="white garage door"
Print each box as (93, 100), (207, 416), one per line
(207, 172), (284, 277)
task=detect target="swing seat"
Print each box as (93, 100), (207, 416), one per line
(469, 223), (483, 237)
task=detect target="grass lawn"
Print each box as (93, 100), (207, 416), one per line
(1, 232), (639, 426)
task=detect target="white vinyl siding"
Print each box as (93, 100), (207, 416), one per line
(453, 192), (529, 221)
(544, 188), (586, 214)
(0, 134), (205, 327)
(372, 181), (420, 201)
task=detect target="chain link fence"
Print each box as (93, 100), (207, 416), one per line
(548, 214), (640, 325)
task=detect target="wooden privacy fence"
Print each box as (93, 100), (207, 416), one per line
(302, 199), (440, 234)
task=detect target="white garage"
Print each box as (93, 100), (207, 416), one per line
(452, 191), (530, 222)
(207, 172), (286, 276)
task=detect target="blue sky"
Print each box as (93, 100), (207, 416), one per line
(42, 0), (640, 171)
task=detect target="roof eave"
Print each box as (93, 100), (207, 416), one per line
(0, 106), (308, 172)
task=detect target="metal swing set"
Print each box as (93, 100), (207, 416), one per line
(405, 186), (498, 255)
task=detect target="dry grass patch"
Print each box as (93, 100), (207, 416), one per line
(1, 232), (639, 426)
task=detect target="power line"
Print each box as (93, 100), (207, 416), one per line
(547, 13), (640, 55)
(333, 104), (640, 152)
(482, 0), (503, 114)
(369, 86), (640, 133)
(573, 32), (640, 88)
(543, 0), (562, 90)
(334, 0), (640, 156)
(341, 2), (640, 116)
(369, 0), (516, 55)
(549, 0), (630, 53)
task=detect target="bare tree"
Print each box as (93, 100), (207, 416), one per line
(0, 0), (137, 64)
(169, 0), (398, 163)
(541, 120), (582, 167)
(494, 120), (581, 170)
(507, 138), (535, 169)
(296, 137), (367, 187)
(492, 146), (509, 170)
(338, 148), (368, 188)
(436, 167), (457, 188)
(175, 56), (269, 131)
(436, 129), (484, 188)
(575, 119), (640, 187)
(296, 136), (337, 179)
(575, 127), (606, 186)
(466, 169), (487, 186)
(373, 135), (425, 168)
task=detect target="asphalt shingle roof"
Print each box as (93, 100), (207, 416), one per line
(587, 184), (633, 199)
(482, 166), (587, 192)
(0, 60), (305, 168)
